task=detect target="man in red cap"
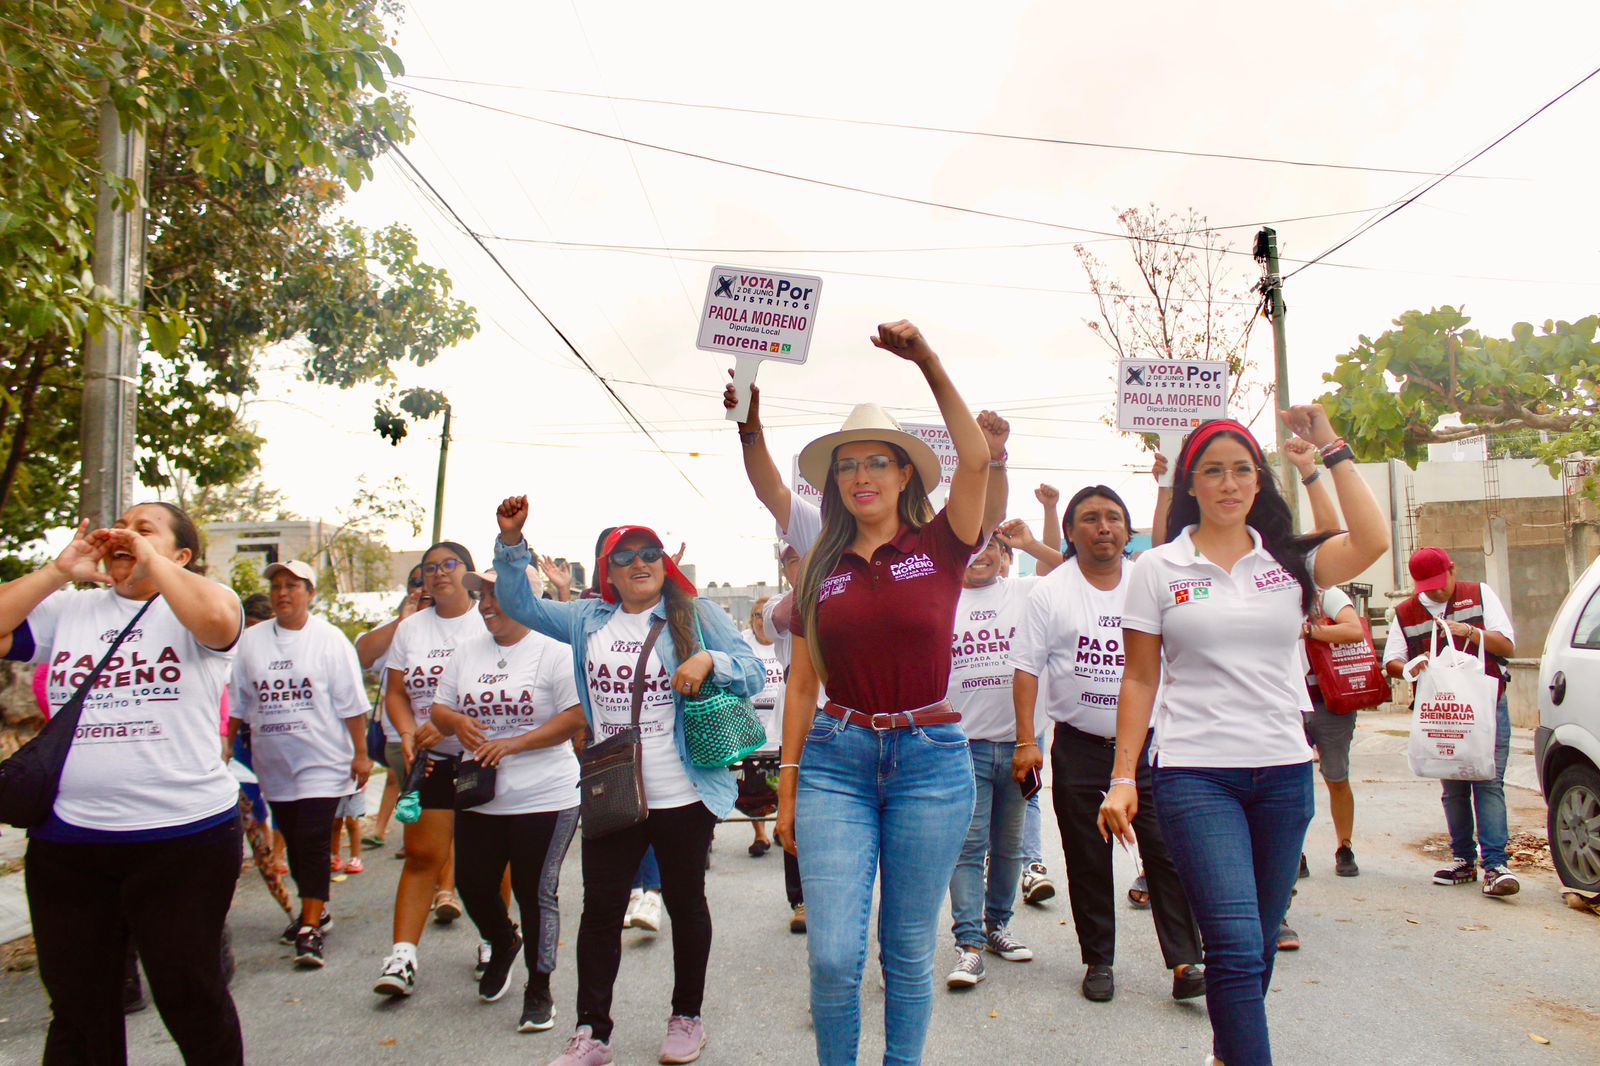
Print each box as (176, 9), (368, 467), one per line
(1383, 547), (1519, 896)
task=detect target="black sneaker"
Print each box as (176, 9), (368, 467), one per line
(518, 979), (556, 1032)
(1171, 964), (1206, 1001)
(1335, 845), (1360, 877)
(1432, 857), (1477, 885)
(1082, 964), (1114, 1002)
(280, 911), (332, 945)
(478, 928), (522, 1003)
(1276, 921), (1301, 951)
(122, 971), (147, 1014)
(1298, 853), (1310, 879)
(373, 953), (416, 997)
(293, 927), (326, 969)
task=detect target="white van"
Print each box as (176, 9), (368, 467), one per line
(1536, 555), (1600, 893)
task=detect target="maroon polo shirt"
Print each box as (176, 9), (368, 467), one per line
(800, 509), (975, 714)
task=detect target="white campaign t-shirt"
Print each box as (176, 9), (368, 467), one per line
(781, 495), (823, 557)
(744, 629), (785, 752)
(760, 593), (827, 738)
(1122, 526), (1316, 769)
(435, 629), (581, 815)
(1300, 584), (1355, 690)
(23, 588), (242, 831)
(1381, 583), (1515, 667)
(948, 576), (1037, 741)
(231, 615), (368, 801)
(385, 606), (484, 758)
(584, 609), (699, 810)
(1010, 561), (1131, 738)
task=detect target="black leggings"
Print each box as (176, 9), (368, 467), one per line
(576, 802), (718, 1041)
(271, 796), (341, 905)
(26, 814), (244, 1065)
(456, 808), (580, 976)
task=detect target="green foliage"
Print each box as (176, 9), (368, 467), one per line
(228, 552), (266, 600)
(1318, 308), (1600, 478)
(315, 590), (386, 645)
(0, 1), (478, 550)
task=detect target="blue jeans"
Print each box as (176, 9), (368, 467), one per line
(1021, 729), (1046, 866)
(949, 739), (1025, 947)
(632, 846), (661, 892)
(796, 711), (974, 1066)
(1441, 693), (1512, 868)
(1153, 762), (1314, 1066)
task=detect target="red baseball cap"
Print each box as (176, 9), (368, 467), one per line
(1408, 547), (1454, 594)
(597, 525), (697, 605)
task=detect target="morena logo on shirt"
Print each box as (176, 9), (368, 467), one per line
(1170, 579), (1212, 605)
(889, 554), (937, 582)
(820, 573), (852, 601)
(1253, 567), (1298, 594)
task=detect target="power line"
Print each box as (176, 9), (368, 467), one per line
(1287, 63), (1600, 279)
(382, 137), (708, 498)
(396, 83), (1289, 261)
(397, 74), (1514, 181)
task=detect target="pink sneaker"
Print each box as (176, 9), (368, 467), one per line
(545, 1025), (613, 1066)
(330, 855), (345, 873)
(658, 1015), (706, 1064)
(344, 857), (365, 874)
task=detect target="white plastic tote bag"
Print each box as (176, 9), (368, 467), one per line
(1404, 620), (1498, 781)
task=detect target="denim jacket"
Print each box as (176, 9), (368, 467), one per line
(493, 537), (765, 818)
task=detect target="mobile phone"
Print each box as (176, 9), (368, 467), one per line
(1019, 767), (1042, 801)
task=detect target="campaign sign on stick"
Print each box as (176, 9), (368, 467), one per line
(792, 456), (823, 505)
(1116, 358), (1229, 487)
(699, 265), (824, 423)
(900, 422), (959, 507)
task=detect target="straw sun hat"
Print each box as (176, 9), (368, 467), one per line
(797, 403), (942, 495)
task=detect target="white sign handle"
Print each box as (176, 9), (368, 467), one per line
(725, 356), (761, 424)
(1156, 431), (1184, 488)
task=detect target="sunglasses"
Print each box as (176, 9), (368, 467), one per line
(422, 558), (465, 575)
(609, 547), (666, 568)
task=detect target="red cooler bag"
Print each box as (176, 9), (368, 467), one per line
(1306, 617), (1390, 715)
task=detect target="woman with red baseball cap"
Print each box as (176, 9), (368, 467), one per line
(491, 501), (765, 1066)
(1099, 405), (1389, 1066)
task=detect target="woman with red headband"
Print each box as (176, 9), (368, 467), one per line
(1099, 406), (1388, 1066)
(491, 502), (765, 1066)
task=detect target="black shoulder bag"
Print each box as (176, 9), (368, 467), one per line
(0, 595), (159, 829)
(578, 617), (666, 841)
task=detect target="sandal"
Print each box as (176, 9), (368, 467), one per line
(361, 835), (386, 849)
(432, 890), (462, 924)
(1127, 874), (1151, 909)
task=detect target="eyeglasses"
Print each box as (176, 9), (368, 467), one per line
(1194, 462), (1260, 485)
(609, 547), (666, 567)
(422, 558), (464, 575)
(832, 455), (897, 479)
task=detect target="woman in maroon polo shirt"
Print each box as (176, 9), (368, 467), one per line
(775, 320), (991, 1066)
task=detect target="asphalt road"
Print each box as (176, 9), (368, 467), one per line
(2, 715), (1598, 1065)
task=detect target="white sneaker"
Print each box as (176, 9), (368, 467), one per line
(373, 952), (416, 997)
(623, 888), (645, 928)
(475, 939), (493, 980)
(633, 889), (663, 933)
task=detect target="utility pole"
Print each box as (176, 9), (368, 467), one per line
(1254, 227), (1299, 529)
(79, 97), (147, 527)
(431, 402), (452, 544)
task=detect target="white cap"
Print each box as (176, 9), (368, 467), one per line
(262, 560), (317, 588)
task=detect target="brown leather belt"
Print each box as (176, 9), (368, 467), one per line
(823, 700), (961, 732)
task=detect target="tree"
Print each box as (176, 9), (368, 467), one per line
(0, 1), (478, 554)
(314, 475), (422, 594)
(1318, 307), (1600, 474)
(1075, 205), (1268, 420)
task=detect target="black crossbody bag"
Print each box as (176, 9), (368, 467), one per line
(578, 617), (665, 841)
(0, 596), (159, 829)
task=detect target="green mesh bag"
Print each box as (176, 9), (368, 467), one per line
(681, 613), (767, 769)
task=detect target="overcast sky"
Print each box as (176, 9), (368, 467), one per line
(239, 0), (1600, 585)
